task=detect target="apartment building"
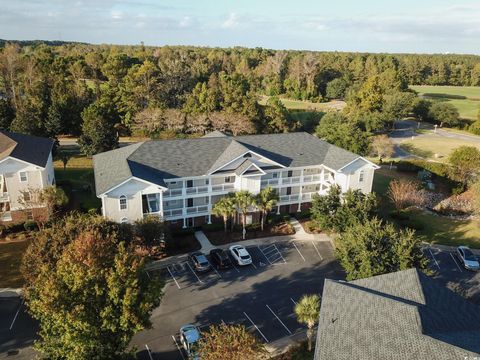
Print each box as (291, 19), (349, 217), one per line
(93, 131), (379, 227)
(0, 130), (55, 223)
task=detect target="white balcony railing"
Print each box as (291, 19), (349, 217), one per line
(163, 208), (183, 218)
(260, 178), (279, 186)
(186, 186), (209, 195)
(163, 189), (182, 198)
(186, 205), (209, 214)
(302, 174), (321, 183)
(211, 184), (235, 193)
(281, 176), (301, 185)
(279, 194), (300, 202)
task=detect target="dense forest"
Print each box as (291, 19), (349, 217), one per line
(1, 41), (479, 155)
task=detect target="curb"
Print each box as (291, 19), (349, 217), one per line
(0, 288), (23, 298)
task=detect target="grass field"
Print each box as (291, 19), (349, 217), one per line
(55, 168), (100, 211)
(257, 95), (345, 111)
(400, 135), (480, 160)
(410, 85), (480, 120)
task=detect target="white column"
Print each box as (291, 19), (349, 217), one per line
(159, 192), (164, 218)
(297, 169), (303, 212)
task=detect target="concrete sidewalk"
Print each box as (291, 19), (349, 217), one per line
(194, 230), (216, 252)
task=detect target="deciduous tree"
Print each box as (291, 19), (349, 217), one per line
(387, 178), (426, 212)
(197, 323), (266, 360)
(448, 146), (480, 187)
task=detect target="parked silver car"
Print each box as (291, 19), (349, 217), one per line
(456, 246), (480, 271)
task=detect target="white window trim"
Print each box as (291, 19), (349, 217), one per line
(119, 195), (128, 211)
(19, 171), (28, 182)
(359, 170), (365, 183)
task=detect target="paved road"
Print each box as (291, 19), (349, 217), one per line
(389, 120), (480, 159)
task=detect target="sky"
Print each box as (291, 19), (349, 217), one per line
(1, 0), (480, 54)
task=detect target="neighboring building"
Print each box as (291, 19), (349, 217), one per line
(93, 131), (378, 227)
(0, 130), (55, 223)
(314, 268), (480, 359)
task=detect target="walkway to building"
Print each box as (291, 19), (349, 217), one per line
(194, 231), (216, 252)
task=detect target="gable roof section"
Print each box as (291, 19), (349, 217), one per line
(94, 132), (364, 196)
(234, 159), (266, 176)
(0, 130), (54, 167)
(93, 142), (143, 195)
(314, 268), (480, 360)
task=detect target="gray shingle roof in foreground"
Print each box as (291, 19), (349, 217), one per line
(314, 268), (480, 360)
(93, 132), (361, 196)
(0, 130), (54, 167)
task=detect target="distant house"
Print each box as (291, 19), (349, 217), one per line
(314, 268), (480, 359)
(93, 131), (379, 227)
(0, 130), (55, 223)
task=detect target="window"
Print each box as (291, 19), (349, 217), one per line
(23, 191), (31, 202)
(205, 179), (209, 185)
(224, 176), (233, 183)
(186, 180), (193, 188)
(170, 181), (177, 185)
(119, 195), (127, 210)
(187, 198), (193, 208)
(26, 210), (33, 220)
(272, 173), (278, 179)
(287, 170), (293, 178)
(120, 217), (128, 223)
(286, 187), (292, 196)
(19, 171), (27, 182)
(359, 170), (365, 183)
(205, 197), (209, 204)
(243, 153), (252, 158)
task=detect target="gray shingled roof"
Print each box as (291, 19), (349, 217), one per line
(0, 130), (54, 167)
(314, 268), (480, 360)
(93, 132), (361, 196)
(201, 130), (228, 138)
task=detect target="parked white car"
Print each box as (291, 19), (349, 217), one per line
(229, 245), (252, 266)
(456, 246), (480, 271)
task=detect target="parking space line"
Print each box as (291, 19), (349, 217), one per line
(292, 242), (306, 262)
(9, 298), (23, 330)
(185, 262), (203, 283)
(166, 266), (182, 289)
(290, 297), (298, 306)
(274, 245), (287, 263)
(312, 241), (323, 261)
(251, 262), (257, 269)
(243, 312), (269, 343)
(450, 253), (463, 272)
(266, 304), (292, 335)
(257, 246), (272, 265)
(230, 262), (241, 273)
(211, 266), (222, 278)
(428, 248), (440, 269)
(145, 344), (154, 360)
(171, 335), (186, 360)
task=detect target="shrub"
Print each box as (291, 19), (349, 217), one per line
(23, 220), (38, 232)
(202, 222), (225, 233)
(295, 210), (311, 220)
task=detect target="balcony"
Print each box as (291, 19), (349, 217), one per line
(163, 208), (183, 218)
(186, 205), (209, 214)
(186, 186), (209, 195)
(260, 178), (279, 187)
(302, 174), (321, 183)
(211, 184), (235, 193)
(163, 189), (182, 198)
(279, 194), (300, 203)
(0, 193), (9, 202)
(281, 176), (301, 185)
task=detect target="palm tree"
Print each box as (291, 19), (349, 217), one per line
(234, 190), (255, 239)
(255, 186), (279, 231)
(294, 294), (321, 351)
(211, 194), (236, 233)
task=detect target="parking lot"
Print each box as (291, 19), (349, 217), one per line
(0, 293), (37, 360)
(422, 244), (480, 303)
(132, 239), (343, 360)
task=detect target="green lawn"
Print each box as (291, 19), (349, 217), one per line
(400, 135), (480, 161)
(410, 85), (480, 120)
(373, 170), (480, 248)
(0, 237), (31, 288)
(55, 168), (100, 211)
